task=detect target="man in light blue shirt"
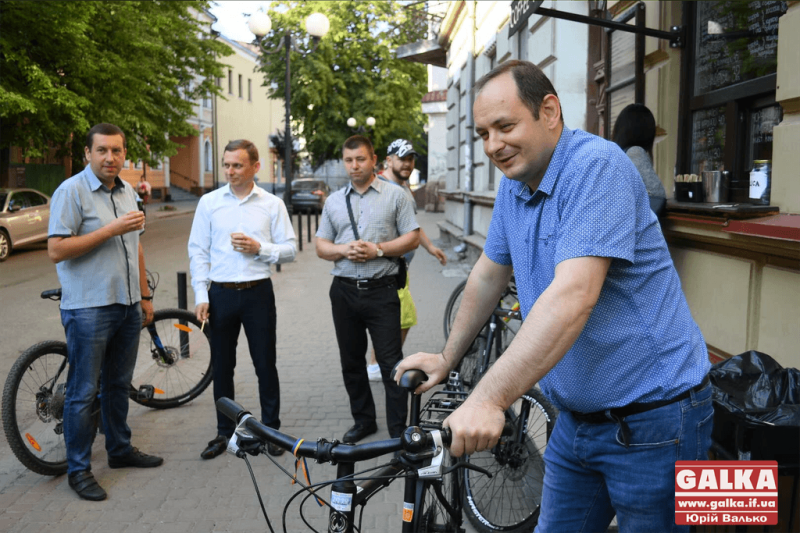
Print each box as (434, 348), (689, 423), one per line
(48, 123), (163, 501)
(188, 139), (296, 460)
(397, 61), (711, 532)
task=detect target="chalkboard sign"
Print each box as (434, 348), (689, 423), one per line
(694, 1), (787, 96)
(691, 106), (727, 175)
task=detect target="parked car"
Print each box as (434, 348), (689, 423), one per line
(0, 187), (51, 261)
(289, 179), (330, 213)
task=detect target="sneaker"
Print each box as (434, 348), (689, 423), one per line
(108, 447), (164, 469)
(367, 364), (381, 382)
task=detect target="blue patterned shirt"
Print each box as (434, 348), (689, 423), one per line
(484, 127), (709, 413)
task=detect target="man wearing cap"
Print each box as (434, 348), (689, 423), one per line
(316, 135), (420, 443)
(365, 139), (447, 381)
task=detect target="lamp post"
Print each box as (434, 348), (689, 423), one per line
(248, 10), (329, 212)
(347, 116), (376, 133)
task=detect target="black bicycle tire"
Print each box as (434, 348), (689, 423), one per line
(130, 308), (212, 409)
(443, 279), (467, 340)
(455, 333), (487, 392)
(2, 341), (70, 476)
(462, 387), (557, 533)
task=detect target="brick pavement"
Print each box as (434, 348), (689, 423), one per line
(0, 210), (475, 533)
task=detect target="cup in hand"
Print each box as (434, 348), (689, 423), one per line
(231, 232), (245, 252)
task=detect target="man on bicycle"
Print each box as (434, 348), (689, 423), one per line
(396, 61), (711, 532)
(48, 123), (163, 501)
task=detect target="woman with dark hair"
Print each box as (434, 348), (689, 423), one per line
(613, 104), (667, 217)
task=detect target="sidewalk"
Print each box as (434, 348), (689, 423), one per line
(0, 211), (472, 533)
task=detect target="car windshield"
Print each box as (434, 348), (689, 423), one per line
(292, 181), (323, 191)
(0, 193), (7, 209)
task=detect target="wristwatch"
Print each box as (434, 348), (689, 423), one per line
(376, 243), (384, 257)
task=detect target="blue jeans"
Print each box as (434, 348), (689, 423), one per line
(61, 304), (141, 475)
(535, 382), (714, 533)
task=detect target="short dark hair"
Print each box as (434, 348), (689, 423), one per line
(224, 139), (259, 163)
(86, 123), (126, 150)
(474, 60), (562, 122)
(342, 135), (374, 156)
(612, 104), (656, 155)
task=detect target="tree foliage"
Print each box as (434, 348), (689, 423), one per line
(255, 1), (428, 168)
(0, 1), (232, 168)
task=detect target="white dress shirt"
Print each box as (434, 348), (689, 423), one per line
(188, 183), (296, 305)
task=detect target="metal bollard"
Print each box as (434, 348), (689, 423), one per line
(307, 210), (312, 243)
(177, 272), (189, 358)
(296, 211), (303, 252)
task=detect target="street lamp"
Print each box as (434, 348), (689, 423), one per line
(249, 10), (329, 211)
(347, 116), (376, 132)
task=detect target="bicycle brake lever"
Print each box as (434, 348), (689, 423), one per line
(442, 458), (493, 478)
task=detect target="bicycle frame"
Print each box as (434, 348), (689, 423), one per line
(326, 390), (463, 533)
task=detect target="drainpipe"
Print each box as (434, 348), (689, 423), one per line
(459, 1), (477, 249)
(212, 92), (219, 190)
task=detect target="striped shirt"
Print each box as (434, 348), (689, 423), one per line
(316, 178), (419, 279)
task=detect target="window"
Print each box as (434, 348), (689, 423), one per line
(134, 160), (142, 170)
(152, 159), (162, 170)
(679, 1), (787, 202)
(123, 160), (130, 169)
(204, 141), (213, 172)
(604, 4), (643, 138)
(203, 92), (211, 108)
(248, 79), (252, 101)
(238, 74), (243, 98)
(228, 69), (233, 94)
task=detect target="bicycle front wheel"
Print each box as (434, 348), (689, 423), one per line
(2, 341), (70, 476)
(443, 279), (467, 341)
(131, 308), (212, 409)
(418, 472), (462, 532)
(463, 387), (557, 533)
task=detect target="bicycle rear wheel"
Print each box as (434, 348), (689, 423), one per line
(2, 341), (70, 476)
(443, 279), (467, 341)
(463, 387), (557, 533)
(131, 309), (212, 409)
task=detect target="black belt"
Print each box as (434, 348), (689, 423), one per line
(571, 375), (710, 447)
(212, 278), (269, 290)
(335, 276), (396, 290)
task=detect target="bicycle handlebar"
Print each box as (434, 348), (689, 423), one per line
(41, 288), (62, 300)
(216, 396), (452, 464)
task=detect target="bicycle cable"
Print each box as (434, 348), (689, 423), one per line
(240, 453), (276, 533)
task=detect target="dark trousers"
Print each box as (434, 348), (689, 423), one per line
(209, 279), (280, 437)
(330, 278), (408, 438)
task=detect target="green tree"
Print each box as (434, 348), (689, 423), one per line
(255, 1), (428, 168)
(0, 1), (232, 169)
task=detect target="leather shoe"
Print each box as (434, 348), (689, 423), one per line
(200, 435), (228, 460)
(68, 470), (107, 501)
(343, 421), (378, 443)
(267, 442), (286, 457)
(108, 447), (164, 469)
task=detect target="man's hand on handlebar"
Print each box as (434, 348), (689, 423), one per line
(443, 395), (506, 457)
(394, 352), (450, 395)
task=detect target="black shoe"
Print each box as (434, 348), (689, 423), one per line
(343, 421), (378, 444)
(267, 442), (286, 456)
(108, 447), (164, 469)
(68, 470), (107, 501)
(200, 435), (228, 460)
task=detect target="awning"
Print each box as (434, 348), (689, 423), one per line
(395, 39), (446, 68)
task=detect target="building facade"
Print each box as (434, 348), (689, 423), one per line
(402, 0), (799, 369)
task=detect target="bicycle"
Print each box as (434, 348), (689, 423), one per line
(1, 278), (212, 476)
(442, 275), (559, 532)
(443, 276), (521, 368)
(218, 369), (486, 533)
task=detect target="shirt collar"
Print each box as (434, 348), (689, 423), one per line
(83, 165), (123, 192)
(223, 181), (263, 201)
(345, 175), (383, 196)
(507, 125), (573, 202)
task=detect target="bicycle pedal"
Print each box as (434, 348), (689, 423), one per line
(137, 384), (155, 401)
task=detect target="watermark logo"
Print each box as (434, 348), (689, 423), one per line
(675, 461), (778, 525)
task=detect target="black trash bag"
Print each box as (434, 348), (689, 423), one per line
(710, 350), (800, 426)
